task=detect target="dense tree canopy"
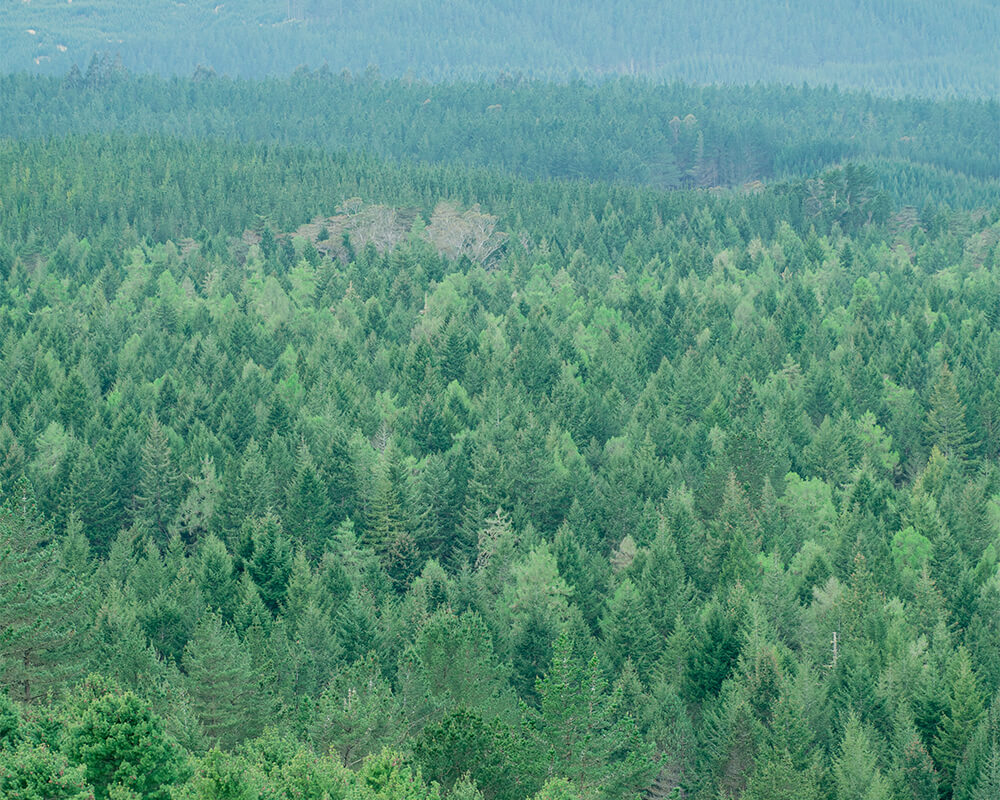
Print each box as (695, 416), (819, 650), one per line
(0, 66), (999, 800)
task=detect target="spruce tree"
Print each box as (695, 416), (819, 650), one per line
(933, 648), (984, 797)
(598, 578), (659, 676)
(534, 632), (657, 799)
(0, 478), (87, 703)
(285, 440), (332, 561)
(925, 365), (974, 460)
(182, 613), (264, 749)
(134, 418), (182, 545)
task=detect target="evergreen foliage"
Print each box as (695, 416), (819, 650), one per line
(0, 59), (998, 799)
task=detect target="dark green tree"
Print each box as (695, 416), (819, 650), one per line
(134, 418), (182, 545)
(64, 678), (183, 800)
(598, 578), (659, 677)
(933, 648), (984, 798)
(925, 365), (975, 460)
(0, 478), (88, 703)
(534, 632), (657, 799)
(182, 613), (264, 749)
(0, 743), (93, 800)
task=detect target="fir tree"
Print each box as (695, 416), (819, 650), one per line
(971, 737), (1000, 800)
(246, 512), (294, 614)
(62, 443), (119, 553)
(214, 440), (275, 544)
(833, 713), (890, 800)
(173, 455), (220, 548)
(743, 748), (820, 800)
(598, 578), (659, 677)
(196, 534), (238, 620)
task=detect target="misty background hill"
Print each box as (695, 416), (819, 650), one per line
(3, 0), (999, 97)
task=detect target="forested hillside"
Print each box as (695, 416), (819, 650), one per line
(1, 123), (1000, 798)
(2, 71), (998, 208)
(3, 0), (999, 96)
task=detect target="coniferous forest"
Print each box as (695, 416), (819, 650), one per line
(1, 8), (1000, 800)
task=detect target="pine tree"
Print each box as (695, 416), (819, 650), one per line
(319, 426), (357, 524)
(315, 548), (352, 618)
(440, 318), (469, 384)
(399, 609), (513, 726)
(966, 577), (1000, 696)
(309, 653), (400, 767)
(64, 680), (183, 800)
(0, 742), (93, 799)
(0, 422), (26, 495)
(233, 571), (270, 636)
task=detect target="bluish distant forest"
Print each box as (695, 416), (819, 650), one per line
(3, 0), (999, 96)
(1, 4), (1000, 800)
